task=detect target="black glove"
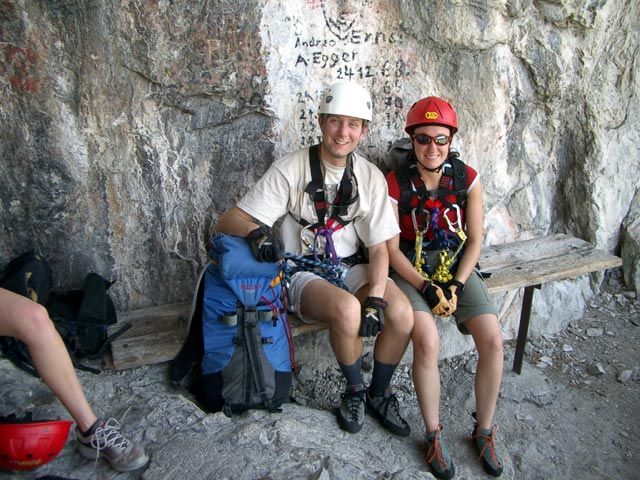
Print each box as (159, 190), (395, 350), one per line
(247, 226), (283, 263)
(419, 280), (453, 316)
(445, 280), (465, 314)
(359, 296), (388, 337)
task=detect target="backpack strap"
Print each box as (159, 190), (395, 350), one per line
(169, 265), (207, 389)
(439, 154), (468, 209)
(396, 152), (468, 215)
(242, 307), (280, 413)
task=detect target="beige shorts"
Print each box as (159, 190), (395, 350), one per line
(286, 264), (370, 323)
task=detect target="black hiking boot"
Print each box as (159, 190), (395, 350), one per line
(336, 384), (366, 433)
(366, 388), (410, 437)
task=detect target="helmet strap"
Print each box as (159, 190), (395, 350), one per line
(416, 158), (445, 174)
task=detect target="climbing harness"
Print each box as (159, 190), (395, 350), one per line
(295, 144), (359, 266)
(397, 158), (469, 284)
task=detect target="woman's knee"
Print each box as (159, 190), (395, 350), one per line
(411, 315), (439, 364)
(17, 302), (56, 343)
(466, 314), (503, 358)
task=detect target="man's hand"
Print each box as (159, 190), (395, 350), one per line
(247, 226), (283, 262)
(420, 281), (453, 316)
(359, 296), (388, 337)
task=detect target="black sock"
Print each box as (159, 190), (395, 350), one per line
(338, 358), (363, 386)
(369, 360), (397, 397)
(81, 419), (101, 437)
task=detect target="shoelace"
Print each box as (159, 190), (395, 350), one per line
(344, 390), (365, 419)
(473, 425), (502, 468)
(90, 418), (130, 454)
(426, 425), (448, 470)
(381, 393), (405, 424)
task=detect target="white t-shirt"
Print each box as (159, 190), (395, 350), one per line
(238, 146), (399, 259)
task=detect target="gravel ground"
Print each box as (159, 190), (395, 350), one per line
(291, 267), (640, 479)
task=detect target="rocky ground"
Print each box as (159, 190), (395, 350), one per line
(1, 268), (638, 479)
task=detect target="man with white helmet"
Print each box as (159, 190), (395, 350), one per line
(217, 81), (413, 436)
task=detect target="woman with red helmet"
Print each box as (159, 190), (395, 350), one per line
(386, 97), (504, 478)
(0, 287), (148, 472)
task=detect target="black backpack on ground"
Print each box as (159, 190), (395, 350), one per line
(0, 252), (131, 375)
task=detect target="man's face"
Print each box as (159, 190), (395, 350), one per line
(319, 114), (368, 165)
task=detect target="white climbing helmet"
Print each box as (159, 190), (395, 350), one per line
(318, 82), (373, 122)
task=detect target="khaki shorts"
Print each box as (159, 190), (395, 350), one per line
(391, 269), (497, 335)
(286, 264), (370, 323)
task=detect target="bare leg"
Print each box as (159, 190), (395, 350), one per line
(466, 313), (503, 430)
(0, 288), (98, 432)
(356, 279), (413, 365)
(300, 278), (363, 365)
(412, 310), (441, 433)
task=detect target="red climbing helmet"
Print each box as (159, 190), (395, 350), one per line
(0, 419), (72, 471)
(405, 96), (458, 135)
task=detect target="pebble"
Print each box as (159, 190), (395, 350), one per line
(587, 362), (606, 376)
(587, 327), (604, 337)
(617, 370), (634, 383)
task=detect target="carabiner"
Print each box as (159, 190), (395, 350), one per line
(443, 205), (461, 232)
(300, 225), (314, 251)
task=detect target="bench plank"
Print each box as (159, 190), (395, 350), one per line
(110, 305), (316, 370)
(109, 234), (621, 371)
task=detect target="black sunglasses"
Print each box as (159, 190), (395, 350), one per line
(413, 133), (451, 146)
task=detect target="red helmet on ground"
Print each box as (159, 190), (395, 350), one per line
(0, 419), (72, 471)
(405, 96), (458, 135)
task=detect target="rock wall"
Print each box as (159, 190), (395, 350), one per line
(1, 0), (639, 349)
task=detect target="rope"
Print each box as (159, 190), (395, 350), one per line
(282, 251), (347, 290)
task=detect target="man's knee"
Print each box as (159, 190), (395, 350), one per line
(306, 291), (361, 335)
(383, 289), (414, 334)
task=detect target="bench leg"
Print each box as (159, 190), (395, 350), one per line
(512, 284), (541, 374)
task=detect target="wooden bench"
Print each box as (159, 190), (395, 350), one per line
(109, 234), (622, 374)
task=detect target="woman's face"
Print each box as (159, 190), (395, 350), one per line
(412, 124), (452, 171)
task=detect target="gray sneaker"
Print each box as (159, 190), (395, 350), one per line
(336, 384), (366, 433)
(425, 424), (455, 479)
(76, 418), (149, 472)
(366, 388), (410, 436)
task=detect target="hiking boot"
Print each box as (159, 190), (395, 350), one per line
(336, 384), (366, 433)
(366, 388), (410, 437)
(471, 414), (503, 477)
(425, 424), (455, 480)
(76, 418), (149, 472)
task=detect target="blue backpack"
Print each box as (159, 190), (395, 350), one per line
(170, 234), (294, 416)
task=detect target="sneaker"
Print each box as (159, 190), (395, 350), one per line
(366, 388), (410, 437)
(76, 418), (149, 472)
(425, 424), (455, 480)
(471, 414), (503, 477)
(336, 384), (366, 433)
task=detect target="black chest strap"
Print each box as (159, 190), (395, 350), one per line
(302, 144), (357, 229)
